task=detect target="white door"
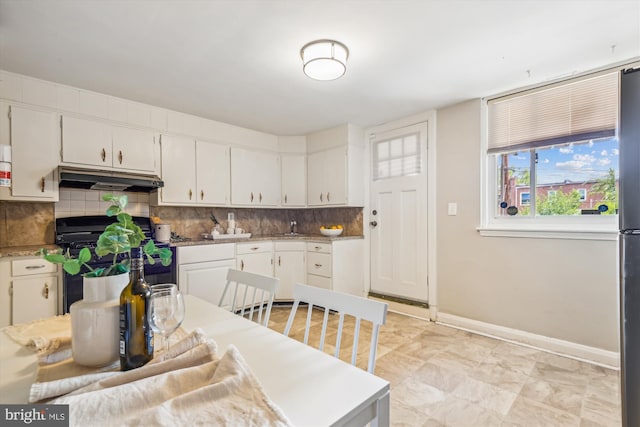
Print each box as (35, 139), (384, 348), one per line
(61, 116), (112, 167)
(370, 123), (428, 302)
(274, 250), (306, 300)
(12, 276), (58, 324)
(179, 259), (235, 307)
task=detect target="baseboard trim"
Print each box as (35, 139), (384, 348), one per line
(436, 312), (620, 369)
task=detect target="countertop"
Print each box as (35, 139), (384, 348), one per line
(0, 235), (364, 257)
(0, 244), (59, 258)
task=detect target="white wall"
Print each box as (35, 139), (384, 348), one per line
(435, 99), (619, 354)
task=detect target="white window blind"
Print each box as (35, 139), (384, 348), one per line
(488, 72), (618, 153)
(373, 132), (421, 180)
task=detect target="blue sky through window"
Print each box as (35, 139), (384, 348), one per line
(507, 138), (618, 185)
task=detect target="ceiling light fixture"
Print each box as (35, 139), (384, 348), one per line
(300, 39), (349, 81)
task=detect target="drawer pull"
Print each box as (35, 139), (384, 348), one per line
(26, 265), (46, 270)
(314, 246), (321, 250)
(314, 263), (323, 268)
(101, 148), (106, 162)
(118, 150), (123, 164)
(250, 247), (259, 251)
(43, 283), (49, 299)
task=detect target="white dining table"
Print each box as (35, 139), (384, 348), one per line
(0, 295), (390, 427)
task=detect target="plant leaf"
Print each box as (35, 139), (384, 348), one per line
(63, 260), (81, 275)
(78, 247), (92, 264)
(44, 253), (67, 264)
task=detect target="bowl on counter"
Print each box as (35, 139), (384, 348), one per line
(320, 228), (343, 237)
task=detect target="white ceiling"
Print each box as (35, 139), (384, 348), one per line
(0, 0), (639, 136)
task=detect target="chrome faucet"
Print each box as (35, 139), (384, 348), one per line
(290, 220), (297, 234)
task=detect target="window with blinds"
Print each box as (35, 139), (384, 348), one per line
(373, 132), (421, 180)
(487, 70), (620, 218)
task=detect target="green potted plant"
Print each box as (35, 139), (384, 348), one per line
(39, 193), (173, 367)
(40, 194), (172, 276)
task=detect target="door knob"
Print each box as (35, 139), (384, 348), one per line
(370, 221), (378, 227)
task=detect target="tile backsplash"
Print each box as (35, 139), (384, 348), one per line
(55, 189), (150, 218)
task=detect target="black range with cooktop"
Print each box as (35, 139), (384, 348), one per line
(55, 215), (176, 313)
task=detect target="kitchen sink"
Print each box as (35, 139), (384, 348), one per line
(282, 232), (305, 236)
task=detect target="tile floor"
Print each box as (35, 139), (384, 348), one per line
(267, 306), (621, 427)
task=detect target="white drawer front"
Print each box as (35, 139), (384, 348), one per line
(307, 253), (331, 277)
(307, 274), (331, 290)
(237, 241), (274, 255)
(177, 243), (235, 264)
(306, 242), (331, 254)
(12, 258), (57, 276)
(274, 241), (306, 251)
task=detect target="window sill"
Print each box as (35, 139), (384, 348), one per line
(477, 226), (617, 241)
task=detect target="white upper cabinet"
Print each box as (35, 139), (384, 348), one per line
(2, 105), (59, 201)
(196, 140), (229, 205)
(281, 154), (306, 207)
(112, 126), (156, 172)
(306, 124), (364, 207)
(158, 134), (197, 204)
(61, 115), (157, 173)
(157, 135), (230, 206)
(230, 147), (280, 206)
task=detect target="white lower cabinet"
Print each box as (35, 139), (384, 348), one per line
(274, 241), (306, 300)
(0, 257), (59, 327)
(177, 244), (235, 307)
(306, 240), (364, 297)
(236, 241), (274, 276)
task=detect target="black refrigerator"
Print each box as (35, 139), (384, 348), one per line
(620, 66), (640, 427)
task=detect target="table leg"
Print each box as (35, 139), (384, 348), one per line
(371, 390), (390, 427)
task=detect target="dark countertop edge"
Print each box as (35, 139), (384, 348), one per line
(0, 245), (60, 258)
(170, 234), (364, 247)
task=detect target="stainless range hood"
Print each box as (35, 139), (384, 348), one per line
(58, 168), (164, 192)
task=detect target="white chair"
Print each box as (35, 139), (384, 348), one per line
(283, 283), (388, 374)
(219, 269), (279, 327)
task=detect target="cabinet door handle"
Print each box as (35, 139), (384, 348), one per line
(118, 150), (123, 164)
(327, 192), (330, 202)
(320, 193), (323, 202)
(26, 264), (46, 270)
(259, 192), (262, 203)
(101, 148), (106, 162)
(188, 189), (193, 200)
(40, 177), (45, 193)
(278, 256), (281, 266)
(43, 283), (49, 299)
(250, 192), (254, 202)
(241, 260), (244, 271)
(284, 194), (287, 204)
(200, 190), (204, 200)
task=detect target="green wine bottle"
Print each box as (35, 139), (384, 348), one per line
(119, 247), (153, 370)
